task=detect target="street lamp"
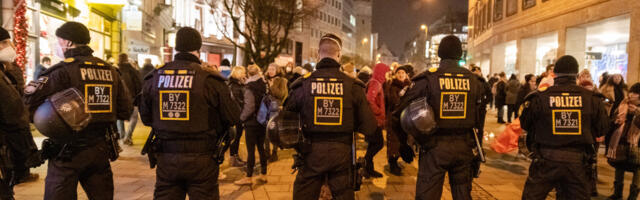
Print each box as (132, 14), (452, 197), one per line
(420, 24), (429, 35)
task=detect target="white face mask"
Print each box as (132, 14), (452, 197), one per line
(54, 43), (66, 59)
(0, 47), (16, 62)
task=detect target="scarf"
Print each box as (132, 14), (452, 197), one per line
(607, 98), (640, 159)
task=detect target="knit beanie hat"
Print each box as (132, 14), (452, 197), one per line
(175, 27), (202, 52)
(438, 35), (463, 60)
(395, 65), (410, 74)
(56, 22), (90, 44)
(553, 55), (579, 76)
(0, 27), (9, 41)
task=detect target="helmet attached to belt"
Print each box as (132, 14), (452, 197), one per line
(267, 110), (302, 149)
(400, 97), (437, 138)
(33, 88), (91, 139)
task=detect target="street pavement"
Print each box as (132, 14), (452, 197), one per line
(12, 110), (633, 199)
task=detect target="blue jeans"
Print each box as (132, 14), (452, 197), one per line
(117, 107), (138, 141)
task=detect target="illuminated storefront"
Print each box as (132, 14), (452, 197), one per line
(468, 0), (640, 83)
(23, 0), (124, 82)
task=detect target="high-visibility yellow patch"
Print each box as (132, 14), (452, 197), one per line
(84, 62), (93, 65)
(64, 58), (75, 63)
(428, 67), (437, 72)
(303, 73), (311, 78)
(84, 84), (113, 113)
(159, 90), (190, 121)
(314, 96), (343, 126)
(440, 92), (467, 119)
(552, 109), (581, 135)
(96, 62), (105, 66)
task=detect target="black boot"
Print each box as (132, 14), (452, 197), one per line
(629, 185), (639, 200)
(608, 181), (624, 200)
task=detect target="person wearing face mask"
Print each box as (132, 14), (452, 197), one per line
(606, 83), (640, 200)
(23, 22), (133, 200)
(33, 57), (51, 81)
(0, 27), (41, 199)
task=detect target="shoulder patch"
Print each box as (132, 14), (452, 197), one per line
(428, 67), (437, 73)
(537, 86), (548, 92)
(63, 57), (75, 63)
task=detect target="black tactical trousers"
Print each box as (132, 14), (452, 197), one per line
(364, 127), (383, 171)
(154, 152), (219, 200)
(0, 179), (13, 200)
(293, 142), (353, 200)
(44, 141), (113, 200)
(522, 152), (590, 200)
(416, 136), (474, 200)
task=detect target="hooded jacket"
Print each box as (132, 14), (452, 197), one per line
(367, 63), (390, 126)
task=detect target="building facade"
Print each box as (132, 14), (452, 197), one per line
(468, 0), (640, 83)
(355, 0), (374, 65)
(4, 0), (127, 83)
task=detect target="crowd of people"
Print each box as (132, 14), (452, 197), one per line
(3, 18), (640, 200)
(485, 63), (640, 199)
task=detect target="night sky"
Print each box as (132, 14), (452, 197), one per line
(373, 0), (468, 56)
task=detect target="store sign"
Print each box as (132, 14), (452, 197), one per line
(41, 0), (67, 17)
(124, 6), (142, 31)
(128, 40), (150, 55)
(128, 44), (149, 54)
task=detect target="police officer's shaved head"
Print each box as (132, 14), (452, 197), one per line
(318, 34), (342, 60)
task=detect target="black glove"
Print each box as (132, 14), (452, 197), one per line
(399, 144), (415, 163)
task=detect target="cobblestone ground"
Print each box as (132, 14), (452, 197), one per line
(12, 110), (632, 199)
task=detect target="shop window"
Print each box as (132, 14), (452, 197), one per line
(506, 0), (518, 17)
(493, 0), (503, 22)
(523, 0), (536, 10)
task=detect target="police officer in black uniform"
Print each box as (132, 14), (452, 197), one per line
(285, 34), (376, 199)
(23, 22), (133, 200)
(392, 35), (482, 200)
(138, 27), (240, 200)
(520, 55), (609, 200)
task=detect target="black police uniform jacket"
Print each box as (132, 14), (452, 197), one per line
(520, 76), (609, 148)
(139, 52), (241, 139)
(284, 58), (376, 144)
(392, 59), (483, 143)
(23, 46), (133, 135)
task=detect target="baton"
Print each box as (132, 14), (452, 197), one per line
(473, 128), (486, 163)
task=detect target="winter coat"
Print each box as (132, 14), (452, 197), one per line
(228, 77), (245, 108)
(601, 84), (628, 116)
(384, 78), (410, 157)
(140, 63), (154, 80)
(357, 71), (371, 85)
(118, 62), (142, 101)
(240, 75), (267, 126)
(266, 76), (288, 104)
(367, 63), (390, 127)
(495, 80), (507, 106)
(505, 79), (521, 105)
(516, 84), (533, 113)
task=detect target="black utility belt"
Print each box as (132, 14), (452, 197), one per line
(157, 140), (215, 154)
(539, 147), (586, 163)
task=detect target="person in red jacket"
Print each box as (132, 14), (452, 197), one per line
(364, 63), (390, 178)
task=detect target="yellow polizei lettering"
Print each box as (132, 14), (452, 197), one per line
(438, 77), (470, 91)
(311, 82), (343, 95)
(550, 96), (583, 107)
